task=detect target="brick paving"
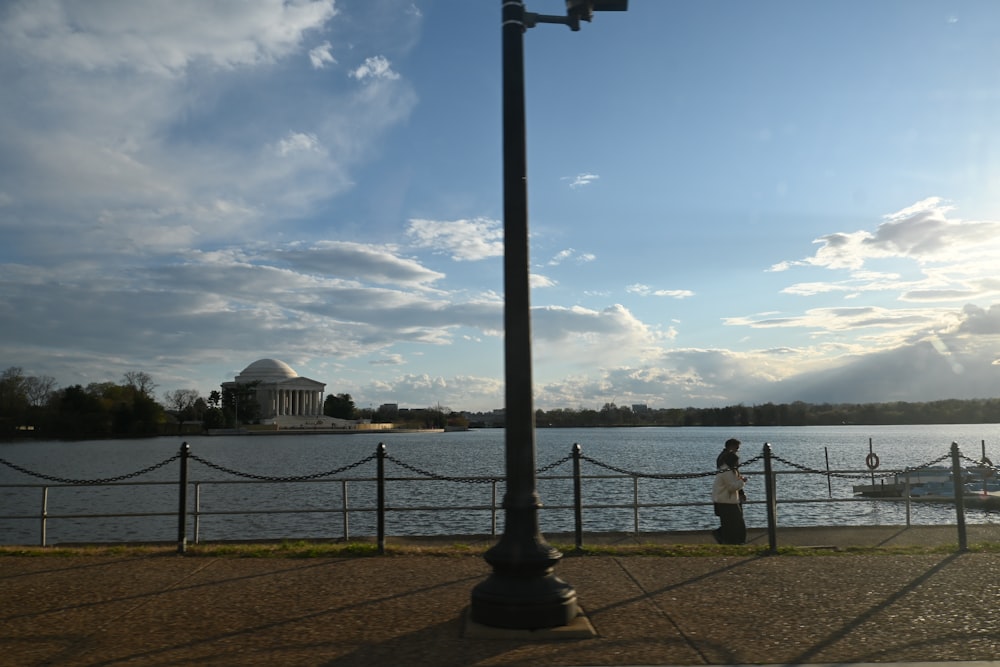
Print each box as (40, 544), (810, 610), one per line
(3, 526), (1000, 666)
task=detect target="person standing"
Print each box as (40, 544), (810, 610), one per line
(712, 438), (747, 544)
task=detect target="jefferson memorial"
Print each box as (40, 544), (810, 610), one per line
(222, 358), (326, 423)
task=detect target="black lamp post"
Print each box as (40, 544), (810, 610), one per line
(470, 0), (627, 630)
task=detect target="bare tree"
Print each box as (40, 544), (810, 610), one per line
(23, 375), (56, 406)
(163, 389), (200, 413)
(122, 371), (157, 397)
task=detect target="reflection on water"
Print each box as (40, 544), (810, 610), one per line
(2, 424), (999, 545)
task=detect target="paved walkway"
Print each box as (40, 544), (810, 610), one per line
(4, 526), (1000, 666)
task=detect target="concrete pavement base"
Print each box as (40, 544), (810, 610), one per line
(462, 607), (597, 640)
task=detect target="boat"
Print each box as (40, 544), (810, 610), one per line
(852, 480), (905, 498)
(852, 466), (954, 498)
(855, 470), (1000, 510)
(908, 481), (956, 497)
(853, 465), (997, 498)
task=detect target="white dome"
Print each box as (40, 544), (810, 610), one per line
(236, 358), (298, 382)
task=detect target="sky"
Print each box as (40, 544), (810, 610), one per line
(3, 0), (1000, 413)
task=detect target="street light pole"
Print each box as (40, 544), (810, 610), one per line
(470, 0), (627, 631)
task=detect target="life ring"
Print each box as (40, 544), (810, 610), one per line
(865, 452), (880, 470)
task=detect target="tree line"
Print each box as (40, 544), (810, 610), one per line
(0, 367), (467, 439)
(1, 367), (170, 439)
(529, 398), (1000, 428)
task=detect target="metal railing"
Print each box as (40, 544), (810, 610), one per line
(1, 441), (997, 554)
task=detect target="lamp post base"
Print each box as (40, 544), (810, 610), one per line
(469, 567), (578, 630)
(470, 516), (578, 630)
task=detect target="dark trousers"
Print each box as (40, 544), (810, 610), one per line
(714, 502), (746, 544)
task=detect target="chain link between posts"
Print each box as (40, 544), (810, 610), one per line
(578, 453), (765, 479)
(0, 454), (181, 485)
(380, 453), (575, 484)
(383, 453), (504, 483)
(187, 453), (378, 482)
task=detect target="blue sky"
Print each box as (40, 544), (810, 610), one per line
(3, 0), (1000, 412)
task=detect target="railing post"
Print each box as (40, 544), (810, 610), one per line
(176, 441), (189, 554)
(342, 480), (350, 540)
(377, 442), (386, 555)
(950, 441), (968, 551)
(633, 477), (640, 535)
(763, 443), (778, 553)
(193, 482), (201, 544)
(572, 443), (583, 550)
(40, 486), (49, 547)
(904, 472), (911, 527)
(824, 447), (832, 498)
(491, 480), (498, 537)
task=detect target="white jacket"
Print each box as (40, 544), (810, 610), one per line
(712, 467), (745, 505)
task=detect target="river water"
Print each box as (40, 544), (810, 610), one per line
(2, 424), (998, 545)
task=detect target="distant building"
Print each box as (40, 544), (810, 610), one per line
(223, 358), (326, 421)
(632, 404), (649, 413)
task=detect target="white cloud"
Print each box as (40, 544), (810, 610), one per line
(796, 198), (1000, 273)
(406, 217), (504, 261)
(757, 198), (1000, 363)
(0, 0), (339, 77)
(725, 305), (958, 336)
(266, 240), (444, 286)
(564, 173), (600, 189)
(531, 304), (663, 368)
(547, 248), (596, 266)
(370, 354), (405, 366)
(359, 373), (503, 411)
(531, 273), (557, 289)
(350, 55), (400, 81)
(533, 346), (792, 410)
(309, 41), (336, 68)
(0, 236), (504, 389)
(626, 283), (695, 299)
(548, 249), (575, 265)
(0, 0), (418, 259)
(276, 131), (324, 156)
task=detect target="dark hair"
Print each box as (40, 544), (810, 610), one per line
(717, 438), (742, 468)
(724, 451), (740, 469)
(716, 450), (740, 469)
